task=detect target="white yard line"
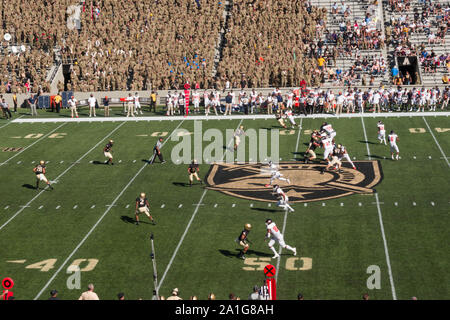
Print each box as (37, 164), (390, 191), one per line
(34, 120), (185, 300)
(0, 123), (67, 167)
(11, 112), (450, 124)
(0, 122), (126, 231)
(156, 119), (244, 292)
(360, 116), (397, 300)
(294, 118), (304, 155)
(422, 117), (450, 168)
(360, 117), (372, 160)
(276, 118), (303, 281)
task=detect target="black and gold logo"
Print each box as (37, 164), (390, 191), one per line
(205, 162), (383, 203)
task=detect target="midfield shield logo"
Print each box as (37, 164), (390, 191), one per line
(205, 161), (383, 203)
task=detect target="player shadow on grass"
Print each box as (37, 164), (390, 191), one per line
(22, 183), (36, 190)
(120, 215), (151, 224)
(92, 161), (108, 165)
(366, 155), (384, 159)
(219, 249), (272, 259)
(359, 140), (377, 145)
(250, 208), (282, 213)
(173, 182), (190, 187)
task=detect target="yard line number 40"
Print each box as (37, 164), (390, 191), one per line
(24, 259), (98, 272)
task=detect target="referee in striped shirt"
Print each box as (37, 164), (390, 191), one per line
(150, 137), (166, 164)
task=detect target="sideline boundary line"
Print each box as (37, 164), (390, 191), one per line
(422, 117), (450, 168)
(360, 116), (397, 300)
(10, 112), (450, 123)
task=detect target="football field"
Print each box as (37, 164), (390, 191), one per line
(0, 113), (449, 300)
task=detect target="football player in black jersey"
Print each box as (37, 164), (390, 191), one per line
(236, 224), (252, 260)
(104, 140), (114, 165)
(135, 192), (155, 225)
(33, 160), (53, 190)
(275, 109), (287, 128)
(188, 159), (202, 186)
(305, 130), (320, 163)
(321, 145), (342, 174)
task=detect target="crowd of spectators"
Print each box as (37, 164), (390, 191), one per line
(325, 1), (384, 55)
(0, 0), (60, 94)
(2, 0), (450, 94)
(217, 0), (327, 89)
(0, 0), (330, 93)
(61, 0), (223, 92)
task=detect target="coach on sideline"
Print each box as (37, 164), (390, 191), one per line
(150, 137), (166, 164)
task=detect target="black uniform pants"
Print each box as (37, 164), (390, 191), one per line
(150, 148), (164, 163)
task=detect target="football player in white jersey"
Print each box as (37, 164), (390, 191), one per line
(337, 144), (356, 170)
(377, 120), (386, 144)
(265, 161), (290, 187)
(192, 90), (200, 113)
(134, 92), (143, 115)
(285, 108), (298, 128)
(172, 91), (179, 114)
(68, 95), (78, 118)
(212, 90), (220, 115)
(321, 134), (334, 163)
(250, 89), (258, 113)
(265, 218), (296, 258)
(320, 122), (337, 140)
(286, 90), (294, 109)
(388, 130), (400, 160)
(166, 91), (174, 116)
(204, 90), (211, 115)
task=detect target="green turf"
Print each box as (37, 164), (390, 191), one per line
(0, 115), (448, 300)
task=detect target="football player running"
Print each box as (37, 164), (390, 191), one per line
(275, 109), (287, 129)
(234, 125), (245, 150)
(273, 185), (294, 212)
(265, 218), (296, 259)
(265, 161), (290, 187)
(103, 140), (114, 165)
(236, 223), (252, 260)
(388, 130), (400, 160)
(285, 108), (298, 128)
(33, 160), (54, 190)
(377, 121), (387, 145)
(337, 144), (356, 170)
(135, 192), (156, 225)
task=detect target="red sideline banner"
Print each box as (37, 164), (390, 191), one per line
(184, 90), (190, 116)
(266, 277), (276, 300)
